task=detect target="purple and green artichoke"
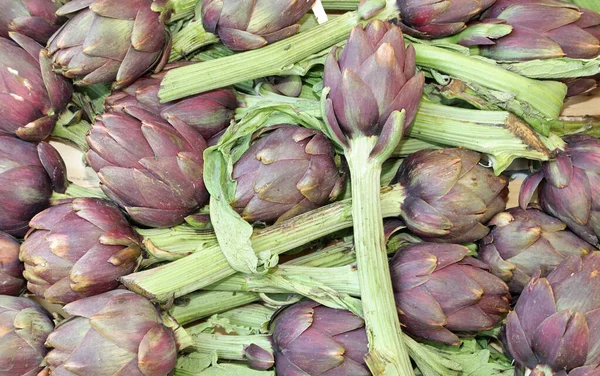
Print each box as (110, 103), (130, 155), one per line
(476, 0), (600, 60)
(270, 300), (370, 375)
(47, 0), (170, 89)
(0, 295), (54, 376)
(479, 207), (596, 294)
(105, 65), (237, 140)
(201, 0), (317, 51)
(323, 19), (425, 144)
(520, 134), (600, 247)
(395, 148), (509, 243)
(390, 242), (511, 345)
(20, 198), (142, 305)
(397, 0), (496, 38)
(0, 0), (65, 44)
(0, 138), (67, 237)
(504, 251), (600, 375)
(0, 232), (25, 296)
(231, 125), (345, 223)
(85, 110), (209, 227)
(0, 33), (72, 141)
(44, 290), (177, 375)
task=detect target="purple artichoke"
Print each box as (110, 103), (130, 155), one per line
(44, 290), (177, 375)
(0, 232), (25, 296)
(85, 111), (209, 227)
(504, 252), (600, 375)
(479, 207), (595, 294)
(20, 198), (142, 305)
(0, 0), (65, 44)
(520, 134), (600, 247)
(201, 0), (317, 51)
(323, 20), (424, 143)
(0, 295), (54, 376)
(105, 65), (237, 140)
(270, 300), (370, 375)
(390, 242), (511, 345)
(47, 0), (170, 89)
(394, 148), (509, 243)
(397, 0), (497, 38)
(0, 33), (72, 142)
(477, 0), (600, 60)
(231, 125), (345, 223)
(0, 138), (67, 237)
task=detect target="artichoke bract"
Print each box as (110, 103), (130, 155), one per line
(0, 33), (72, 142)
(20, 198), (142, 305)
(231, 125), (345, 224)
(520, 134), (600, 247)
(479, 207), (595, 294)
(47, 0), (170, 89)
(270, 300), (370, 375)
(201, 0), (316, 51)
(85, 111), (209, 227)
(394, 148), (508, 243)
(0, 232), (25, 296)
(0, 138), (67, 237)
(397, 0), (496, 38)
(0, 0), (64, 44)
(44, 290), (177, 375)
(105, 65), (237, 140)
(0, 295), (54, 376)
(390, 242), (510, 345)
(505, 252), (600, 375)
(476, 0), (600, 60)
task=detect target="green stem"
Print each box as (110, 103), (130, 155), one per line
(321, 0), (360, 10)
(158, 1), (401, 101)
(169, 20), (219, 62)
(407, 101), (551, 174)
(346, 136), (413, 376)
(50, 183), (107, 204)
(192, 333), (273, 362)
(394, 138), (445, 155)
(554, 116), (600, 138)
(217, 304), (276, 333)
(50, 118), (91, 152)
(166, 0), (199, 23)
(136, 226), (218, 266)
(120, 184), (406, 303)
(412, 43), (566, 134)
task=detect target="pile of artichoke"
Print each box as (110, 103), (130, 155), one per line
(3, 0), (600, 375)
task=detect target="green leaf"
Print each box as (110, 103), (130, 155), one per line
(500, 57), (600, 79)
(174, 351), (215, 376)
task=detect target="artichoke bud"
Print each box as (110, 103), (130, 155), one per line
(323, 20), (424, 158)
(201, 0), (317, 51)
(20, 198), (142, 304)
(0, 231), (25, 296)
(0, 296), (54, 376)
(0, 0), (65, 44)
(231, 124), (346, 224)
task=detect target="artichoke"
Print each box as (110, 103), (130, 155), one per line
(476, 0), (600, 60)
(0, 0), (64, 44)
(520, 134), (600, 247)
(231, 125), (345, 223)
(105, 65), (237, 140)
(0, 33), (72, 141)
(201, 0), (317, 51)
(0, 232), (25, 296)
(20, 198), (142, 305)
(47, 0), (170, 89)
(0, 295), (54, 376)
(0, 138), (67, 237)
(44, 290), (177, 375)
(479, 207), (596, 294)
(396, 0), (496, 38)
(390, 242), (510, 345)
(270, 300), (370, 375)
(394, 148), (508, 243)
(85, 111), (209, 227)
(504, 252), (600, 375)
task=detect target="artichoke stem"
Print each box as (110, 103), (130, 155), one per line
(170, 291), (259, 326)
(120, 184), (407, 303)
(321, 0), (360, 10)
(169, 21), (219, 62)
(346, 136), (414, 376)
(158, 1), (401, 101)
(191, 333), (274, 362)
